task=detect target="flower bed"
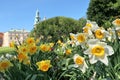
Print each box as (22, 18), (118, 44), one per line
(0, 19), (120, 80)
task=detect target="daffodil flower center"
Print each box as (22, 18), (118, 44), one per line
(1, 62), (8, 69)
(86, 23), (92, 28)
(77, 34), (86, 43)
(83, 27), (89, 33)
(115, 19), (120, 26)
(70, 35), (75, 40)
(75, 56), (84, 65)
(95, 29), (104, 39)
(91, 45), (105, 57)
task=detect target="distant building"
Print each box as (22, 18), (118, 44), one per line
(2, 29), (29, 47)
(1, 10), (45, 47)
(0, 33), (4, 47)
(34, 9), (46, 28)
(34, 9), (41, 28)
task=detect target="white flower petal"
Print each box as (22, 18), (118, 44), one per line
(84, 48), (91, 55)
(79, 61), (88, 73)
(105, 45), (114, 56)
(80, 66), (86, 73)
(73, 64), (79, 68)
(87, 39), (99, 46)
(89, 55), (98, 64)
(99, 55), (108, 66)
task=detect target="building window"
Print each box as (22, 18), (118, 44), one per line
(10, 37), (12, 40)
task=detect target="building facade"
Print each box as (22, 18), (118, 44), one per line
(1, 10), (43, 47)
(2, 29), (29, 47)
(0, 33), (4, 47)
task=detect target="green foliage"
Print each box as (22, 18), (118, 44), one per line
(32, 16), (86, 42)
(0, 47), (15, 55)
(87, 0), (120, 28)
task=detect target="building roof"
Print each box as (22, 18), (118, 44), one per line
(8, 29), (29, 33)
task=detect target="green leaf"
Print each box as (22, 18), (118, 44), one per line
(31, 74), (37, 80)
(25, 74), (32, 80)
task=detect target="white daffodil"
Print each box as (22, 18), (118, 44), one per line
(73, 54), (88, 73)
(69, 33), (77, 47)
(94, 28), (110, 41)
(85, 20), (99, 31)
(75, 33), (87, 45)
(84, 39), (114, 66)
(112, 19), (120, 28)
(83, 26), (95, 39)
(70, 33), (76, 41)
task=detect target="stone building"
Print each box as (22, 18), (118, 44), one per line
(2, 29), (29, 47)
(1, 9), (44, 47)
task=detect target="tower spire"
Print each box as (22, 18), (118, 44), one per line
(34, 9), (40, 28)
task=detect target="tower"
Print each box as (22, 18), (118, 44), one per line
(34, 9), (40, 28)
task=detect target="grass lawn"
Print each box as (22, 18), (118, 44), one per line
(0, 47), (16, 56)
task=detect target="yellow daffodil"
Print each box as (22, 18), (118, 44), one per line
(57, 40), (62, 44)
(9, 41), (15, 48)
(40, 44), (51, 52)
(35, 38), (40, 44)
(73, 54), (88, 73)
(0, 60), (13, 72)
(36, 60), (51, 72)
(17, 53), (28, 62)
(29, 45), (37, 55)
(49, 42), (54, 47)
(84, 39), (114, 66)
(26, 37), (35, 45)
(18, 46), (28, 54)
(65, 49), (72, 55)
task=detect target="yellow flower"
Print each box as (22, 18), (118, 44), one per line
(95, 29), (104, 39)
(84, 39), (114, 66)
(35, 38), (40, 44)
(36, 60), (51, 72)
(29, 45), (37, 55)
(112, 19), (120, 26)
(9, 41), (15, 48)
(70, 33), (76, 40)
(0, 60), (13, 72)
(83, 27), (89, 33)
(49, 42), (54, 47)
(18, 46), (28, 54)
(57, 40), (62, 44)
(40, 44), (51, 52)
(65, 49), (72, 55)
(17, 53), (28, 62)
(26, 37), (35, 45)
(85, 23), (92, 29)
(85, 20), (99, 31)
(91, 45), (105, 57)
(76, 33), (86, 43)
(73, 54), (88, 73)
(74, 56), (84, 65)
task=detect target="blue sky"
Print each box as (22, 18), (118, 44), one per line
(0, 0), (90, 32)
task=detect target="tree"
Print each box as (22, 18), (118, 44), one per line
(87, 0), (120, 28)
(31, 16), (86, 42)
